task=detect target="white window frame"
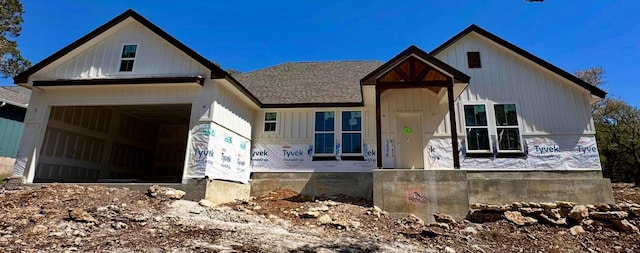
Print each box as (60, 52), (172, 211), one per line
(460, 102), (524, 154)
(263, 112), (277, 132)
(340, 110), (363, 156)
(119, 43), (138, 72)
(313, 111), (337, 156)
(461, 103), (491, 153)
(492, 102), (524, 153)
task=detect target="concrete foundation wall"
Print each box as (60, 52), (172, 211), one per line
(205, 179), (250, 204)
(250, 172), (373, 198)
(373, 169), (470, 223)
(466, 171), (614, 205)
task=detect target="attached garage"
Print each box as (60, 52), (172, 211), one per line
(35, 104), (190, 183)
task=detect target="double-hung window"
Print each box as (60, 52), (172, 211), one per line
(264, 112), (277, 132)
(314, 112), (335, 154)
(494, 104), (521, 152)
(462, 103), (523, 155)
(314, 111), (363, 157)
(119, 44), (137, 72)
(341, 111), (362, 155)
(463, 105), (490, 152)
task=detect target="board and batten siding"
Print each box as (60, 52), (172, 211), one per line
(433, 33), (595, 135)
(380, 88), (450, 137)
(35, 20), (209, 80)
(210, 81), (255, 140)
(252, 107), (376, 147)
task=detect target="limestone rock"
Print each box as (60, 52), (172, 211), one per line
(462, 226), (478, 235)
(569, 225), (585, 235)
(309, 205), (329, 212)
(198, 199), (215, 208)
(628, 207), (640, 217)
(590, 211), (628, 220)
(112, 222), (128, 230)
(444, 246), (456, 253)
(68, 209), (95, 223)
(555, 201), (577, 208)
(434, 213), (456, 224)
(611, 219), (639, 233)
(595, 203), (611, 211)
(545, 208), (562, 220)
(428, 222), (450, 230)
(403, 214), (425, 227)
(568, 205), (589, 222)
(469, 203), (484, 210)
(300, 211), (321, 218)
(317, 214), (332, 224)
(537, 213), (567, 226)
(147, 185), (185, 200)
(540, 202), (558, 210)
(30, 225), (48, 234)
(504, 211), (537, 226)
(519, 208), (544, 215)
(527, 202), (542, 208)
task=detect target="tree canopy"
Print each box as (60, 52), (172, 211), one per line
(577, 67), (640, 186)
(0, 0), (30, 78)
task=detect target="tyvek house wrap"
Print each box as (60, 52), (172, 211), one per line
(186, 123), (251, 183)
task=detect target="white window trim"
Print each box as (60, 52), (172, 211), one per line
(119, 43), (139, 72)
(313, 110), (337, 156)
(263, 112), (277, 132)
(341, 110), (363, 156)
(461, 103), (491, 153)
(460, 102), (524, 154)
(492, 101), (524, 153)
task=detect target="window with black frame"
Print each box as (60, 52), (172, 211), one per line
(494, 104), (522, 151)
(463, 104), (490, 152)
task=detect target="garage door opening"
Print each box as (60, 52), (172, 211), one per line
(34, 104), (191, 183)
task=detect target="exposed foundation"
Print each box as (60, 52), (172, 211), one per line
(252, 170), (614, 223)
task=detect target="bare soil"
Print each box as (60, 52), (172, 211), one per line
(0, 182), (638, 252)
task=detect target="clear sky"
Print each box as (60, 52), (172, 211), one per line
(3, 0), (639, 106)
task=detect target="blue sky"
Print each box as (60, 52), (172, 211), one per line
(4, 1), (640, 106)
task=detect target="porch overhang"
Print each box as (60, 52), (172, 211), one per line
(361, 45), (470, 170)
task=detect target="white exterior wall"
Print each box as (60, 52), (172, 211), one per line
(426, 33), (600, 170)
(35, 20), (209, 80)
(210, 80), (254, 140)
(13, 16), (259, 183)
(251, 106), (377, 172)
(433, 33), (595, 135)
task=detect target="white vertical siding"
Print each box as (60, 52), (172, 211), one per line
(210, 81), (255, 140)
(434, 33), (595, 135)
(380, 89), (450, 136)
(252, 107), (376, 146)
(37, 21), (209, 79)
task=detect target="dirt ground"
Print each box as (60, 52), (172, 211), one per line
(0, 182), (639, 252)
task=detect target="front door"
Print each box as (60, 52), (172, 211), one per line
(395, 114), (424, 168)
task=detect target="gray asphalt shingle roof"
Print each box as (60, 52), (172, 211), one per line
(0, 86), (31, 108)
(236, 61), (383, 105)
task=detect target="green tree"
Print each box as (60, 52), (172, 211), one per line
(576, 67), (640, 186)
(0, 0), (30, 78)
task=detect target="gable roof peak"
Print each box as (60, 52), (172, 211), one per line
(430, 24), (606, 98)
(13, 8), (228, 84)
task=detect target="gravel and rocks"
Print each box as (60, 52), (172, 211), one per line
(0, 182), (639, 252)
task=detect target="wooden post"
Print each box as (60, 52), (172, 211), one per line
(375, 83), (383, 168)
(447, 85), (460, 169)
